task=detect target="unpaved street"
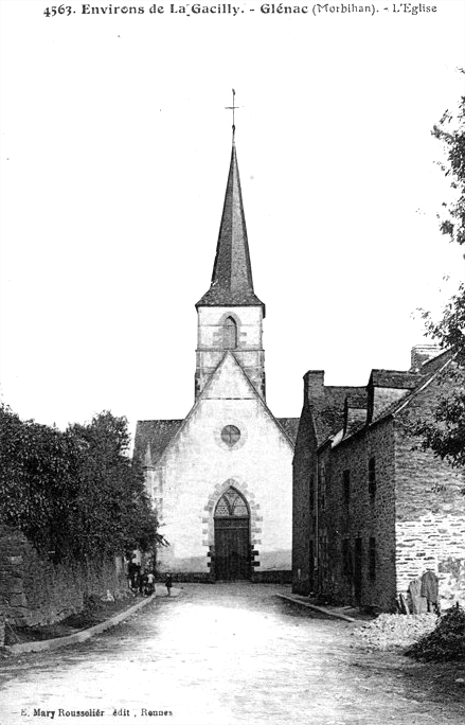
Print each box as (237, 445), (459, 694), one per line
(0, 584), (463, 725)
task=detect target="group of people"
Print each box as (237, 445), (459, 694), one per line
(400, 568), (441, 615)
(127, 562), (156, 596)
(127, 560), (173, 597)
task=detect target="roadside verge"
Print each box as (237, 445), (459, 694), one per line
(276, 593), (357, 622)
(4, 594), (157, 655)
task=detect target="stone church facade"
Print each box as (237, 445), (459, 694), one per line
(134, 142), (298, 582)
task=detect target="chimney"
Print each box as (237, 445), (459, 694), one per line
(304, 371), (325, 407)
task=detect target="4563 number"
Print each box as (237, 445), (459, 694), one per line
(44, 5), (73, 16)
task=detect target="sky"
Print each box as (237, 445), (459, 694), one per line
(1, 0), (465, 440)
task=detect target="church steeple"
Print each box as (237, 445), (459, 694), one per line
(195, 139), (266, 401)
(196, 144), (265, 315)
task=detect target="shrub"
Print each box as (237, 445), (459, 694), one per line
(406, 605), (465, 661)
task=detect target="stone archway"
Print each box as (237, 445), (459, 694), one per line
(214, 487), (250, 581)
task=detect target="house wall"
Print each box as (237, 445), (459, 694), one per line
(321, 419), (397, 611)
(315, 443), (332, 599)
(292, 405), (317, 595)
(292, 358), (465, 611)
(395, 378), (465, 606)
(0, 525), (127, 628)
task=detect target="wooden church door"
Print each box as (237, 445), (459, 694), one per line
(214, 487), (250, 581)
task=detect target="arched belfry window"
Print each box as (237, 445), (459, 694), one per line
(223, 316), (238, 350)
(214, 487), (249, 518)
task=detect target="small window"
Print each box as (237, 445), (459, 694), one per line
(368, 458), (376, 498)
(319, 533), (328, 582)
(342, 539), (353, 578)
(223, 316), (238, 350)
(221, 425), (241, 447)
(343, 470), (350, 506)
(318, 464), (326, 512)
(369, 537), (376, 580)
(309, 475), (315, 512)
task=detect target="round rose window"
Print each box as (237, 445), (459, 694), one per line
(221, 425), (241, 447)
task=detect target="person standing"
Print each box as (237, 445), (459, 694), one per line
(145, 571), (155, 596)
(421, 568), (441, 615)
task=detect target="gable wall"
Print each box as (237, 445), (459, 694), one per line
(151, 393), (293, 579)
(292, 406), (317, 595)
(371, 387), (410, 419)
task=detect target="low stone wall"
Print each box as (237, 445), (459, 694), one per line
(0, 526), (129, 628)
(253, 570), (292, 584)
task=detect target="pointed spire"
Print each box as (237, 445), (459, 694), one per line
(196, 145), (265, 314)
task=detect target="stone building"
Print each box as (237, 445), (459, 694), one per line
(134, 140), (298, 582)
(292, 347), (465, 611)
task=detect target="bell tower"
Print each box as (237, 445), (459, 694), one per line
(195, 143), (266, 400)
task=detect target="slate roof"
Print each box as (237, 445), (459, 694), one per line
(312, 386), (366, 446)
(370, 350), (455, 425)
(416, 348), (452, 376)
(344, 399), (369, 437)
(277, 418), (300, 445)
(310, 350), (455, 451)
(369, 370), (419, 389)
(134, 420), (183, 466)
(196, 144), (265, 314)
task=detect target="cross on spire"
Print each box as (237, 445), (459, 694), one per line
(225, 89), (240, 143)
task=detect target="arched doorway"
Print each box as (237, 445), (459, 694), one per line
(214, 487), (250, 581)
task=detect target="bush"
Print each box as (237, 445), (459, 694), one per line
(0, 405), (160, 561)
(406, 605), (465, 661)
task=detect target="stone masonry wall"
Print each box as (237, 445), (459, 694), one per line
(292, 405), (317, 595)
(323, 419), (397, 612)
(0, 525), (128, 628)
(394, 377), (465, 606)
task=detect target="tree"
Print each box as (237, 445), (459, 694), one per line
(0, 406), (160, 560)
(0, 403), (76, 554)
(416, 78), (465, 473)
(66, 411), (160, 559)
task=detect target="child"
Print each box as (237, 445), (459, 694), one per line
(165, 574), (173, 596)
(145, 571), (155, 596)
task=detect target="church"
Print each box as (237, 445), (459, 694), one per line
(134, 136), (299, 582)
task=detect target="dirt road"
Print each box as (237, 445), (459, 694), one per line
(0, 583), (463, 725)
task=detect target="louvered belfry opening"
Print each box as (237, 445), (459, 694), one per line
(214, 487), (250, 581)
